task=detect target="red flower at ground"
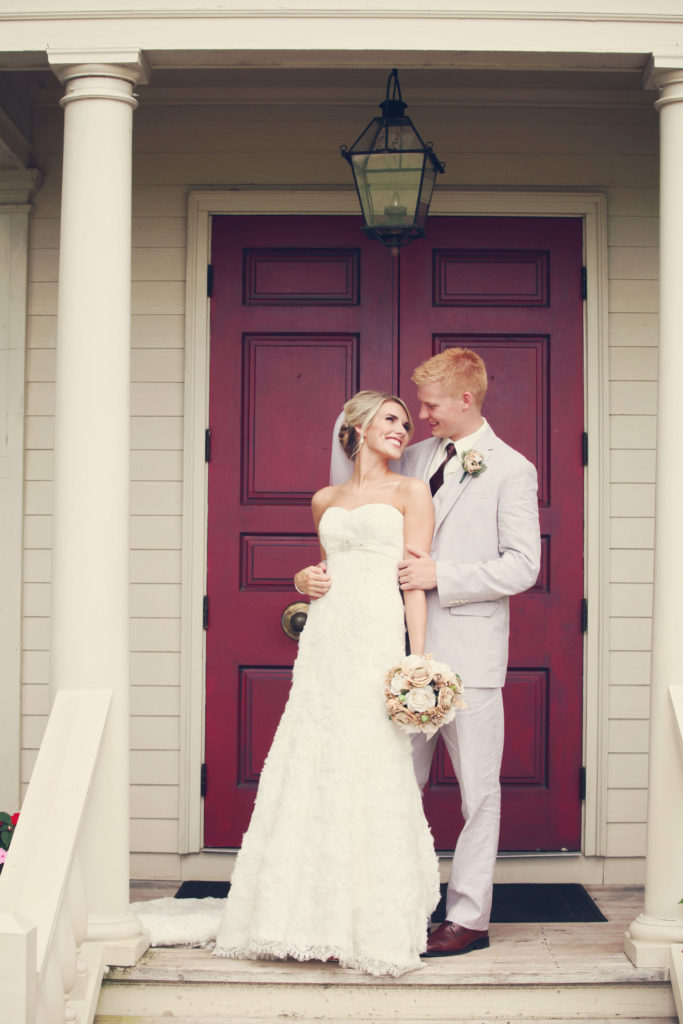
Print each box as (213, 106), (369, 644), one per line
(10, 813), (19, 826)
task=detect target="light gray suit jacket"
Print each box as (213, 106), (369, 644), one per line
(400, 425), (540, 690)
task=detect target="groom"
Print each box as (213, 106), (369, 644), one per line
(295, 347), (540, 956)
(395, 347), (540, 956)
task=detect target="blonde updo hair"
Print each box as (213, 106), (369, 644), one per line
(338, 390), (414, 460)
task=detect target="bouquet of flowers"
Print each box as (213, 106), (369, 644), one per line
(0, 811), (19, 874)
(385, 654), (465, 738)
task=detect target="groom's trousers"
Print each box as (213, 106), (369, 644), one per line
(411, 688), (504, 931)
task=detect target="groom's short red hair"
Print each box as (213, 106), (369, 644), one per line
(411, 347), (488, 408)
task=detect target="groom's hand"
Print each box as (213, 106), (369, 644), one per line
(398, 546), (437, 591)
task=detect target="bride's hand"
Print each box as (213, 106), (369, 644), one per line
(294, 562), (331, 600)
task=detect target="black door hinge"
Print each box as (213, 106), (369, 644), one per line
(201, 763), (207, 797)
(203, 595), (209, 630)
(581, 266), (587, 300)
(582, 432), (588, 466)
(207, 264), (214, 298)
(579, 765), (586, 801)
(581, 598), (588, 632)
(205, 427), (211, 463)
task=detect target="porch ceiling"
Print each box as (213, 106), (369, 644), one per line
(0, 59), (655, 167)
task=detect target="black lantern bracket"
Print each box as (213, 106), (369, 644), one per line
(341, 68), (445, 254)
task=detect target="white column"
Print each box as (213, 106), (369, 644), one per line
(625, 58), (683, 968)
(48, 51), (149, 965)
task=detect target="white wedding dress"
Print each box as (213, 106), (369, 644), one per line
(214, 503), (440, 976)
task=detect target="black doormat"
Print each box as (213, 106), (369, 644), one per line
(175, 880), (229, 900)
(174, 880), (606, 923)
(432, 882), (606, 923)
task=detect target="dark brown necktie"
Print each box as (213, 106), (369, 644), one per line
(429, 442), (457, 495)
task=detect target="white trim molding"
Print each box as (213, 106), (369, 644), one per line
(179, 188), (610, 861)
(47, 49), (151, 87)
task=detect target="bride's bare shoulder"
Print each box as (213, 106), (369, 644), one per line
(398, 476), (431, 503)
(312, 485), (336, 516)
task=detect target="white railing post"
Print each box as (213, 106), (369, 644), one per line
(0, 689), (134, 1023)
(0, 910), (38, 1024)
(668, 687), (683, 1024)
(671, 943), (683, 1023)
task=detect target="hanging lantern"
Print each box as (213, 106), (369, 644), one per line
(341, 68), (445, 253)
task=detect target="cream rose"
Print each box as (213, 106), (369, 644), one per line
(402, 654), (434, 687)
(431, 660), (453, 682)
(389, 672), (409, 695)
(437, 685), (456, 712)
(405, 687), (436, 714)
(385, 696), (404, 715)
(450, 673), (464, 694)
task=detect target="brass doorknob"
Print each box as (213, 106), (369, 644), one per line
(281, 601), (308, 640)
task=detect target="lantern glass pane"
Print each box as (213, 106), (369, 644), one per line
(351, 151), (425, 229)
(414, 162), (439, 230)
(350, 118), (384, 153)
(380, 122), (422, 152)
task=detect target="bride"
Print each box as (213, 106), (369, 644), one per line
(214, 390), (440, 976)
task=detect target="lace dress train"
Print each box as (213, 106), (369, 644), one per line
(214, 503), (440, 976)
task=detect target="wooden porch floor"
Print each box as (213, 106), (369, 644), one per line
(125, 881), (660, 985)
(97, 883), (677, 1023)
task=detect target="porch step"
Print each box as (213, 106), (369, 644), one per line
(94, 925), (677, 1023)
(96, 1020), (678, 1024)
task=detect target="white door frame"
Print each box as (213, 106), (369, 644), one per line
(179, 188), (609, 860)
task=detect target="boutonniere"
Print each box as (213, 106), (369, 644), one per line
(459, 449), (487, 483)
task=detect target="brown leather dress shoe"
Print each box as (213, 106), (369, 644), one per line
(422, 920), (490, 957)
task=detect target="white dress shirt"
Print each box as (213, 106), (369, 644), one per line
(427, 418), (489, 483)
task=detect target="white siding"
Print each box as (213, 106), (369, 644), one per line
(606, 182), (657, 876)
(0, 202), (33, 812)
(25, 105), (187, 858)
(23, 77), (659, 878)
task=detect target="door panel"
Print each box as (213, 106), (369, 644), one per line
(204, 216), (396, 846)
(400, 218), (584, 849)
(205, 214), (584, 852)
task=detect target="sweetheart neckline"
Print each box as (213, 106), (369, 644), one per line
(321, 502), (403, 518)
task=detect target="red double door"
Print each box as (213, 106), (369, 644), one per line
(204, 214), (585, 853)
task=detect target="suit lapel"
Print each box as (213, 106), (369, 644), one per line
(432, 426), (497, 536)
(413, 438), (442, 483)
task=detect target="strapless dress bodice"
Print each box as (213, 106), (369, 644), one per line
(319, 503), (403, 561)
